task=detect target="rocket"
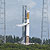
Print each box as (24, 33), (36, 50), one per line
(26, 10), (29, 44)
(16, 6), (29, 44)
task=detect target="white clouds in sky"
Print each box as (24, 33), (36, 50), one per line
(27, 1), (36, 8)
(17, 0), (36, 8)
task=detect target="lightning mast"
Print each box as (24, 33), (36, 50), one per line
(0, 0), (6, 43)
(41, 0), (49, 44)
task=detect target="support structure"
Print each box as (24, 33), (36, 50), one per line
(22, 5), (27, 43)
(0, 0), (6, 43)
(41, 0), (49, 44)
(22, 5), (29, 44)
(16, 5), (29, 45)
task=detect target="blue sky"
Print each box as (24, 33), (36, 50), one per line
(0, 0), (50, 38)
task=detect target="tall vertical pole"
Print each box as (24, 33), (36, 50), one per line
(47, 4), (49, 44)
(4, 0), (6, 43)
(0, 0), (6, 43)
(41, 0), (49, 44)
(41, 0), (44, 45)
(22, 5), (25, 43)
(22, 5), (27, 43)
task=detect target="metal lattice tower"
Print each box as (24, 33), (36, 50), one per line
(22, 5), (27, 43)
(22, 5), (25, 43)
(0, 0), (6, 43)
(41, 0), (49, 44)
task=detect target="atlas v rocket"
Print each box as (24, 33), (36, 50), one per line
(16, 5), (29, 44)
(26, 10), (29, 44)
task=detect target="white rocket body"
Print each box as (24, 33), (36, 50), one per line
(26, 19), (29, 36)
(26, 11), (29, 44)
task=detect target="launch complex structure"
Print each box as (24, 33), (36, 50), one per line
(16, 5), (30, 45)
(17, 0), (49, 45)
(0, 0), (49, 45)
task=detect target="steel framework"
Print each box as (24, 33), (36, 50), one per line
(41, 0), (49, 44)
(0, 0), (6, 43)
(22, 5), (27, 43)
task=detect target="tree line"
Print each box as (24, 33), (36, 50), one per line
(0, 43), (50, 50)
(6, 35), (50, 44)
(0, 35), (50, 44)
(6, 35), (42, 44)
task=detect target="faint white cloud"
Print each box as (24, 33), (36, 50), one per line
(17, 0), (36, 8)
(27, 1), (36, 8)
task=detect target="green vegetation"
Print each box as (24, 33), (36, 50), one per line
(0, 35), (50, 50)
(0, 35), (50, 44)
(0, 35), (42, 44)
(0, 43), (50, 50)
(6, 35), (50, 44)
(6, 36), (42, 44)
